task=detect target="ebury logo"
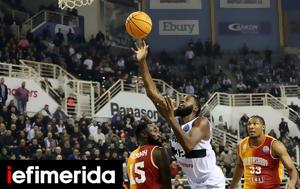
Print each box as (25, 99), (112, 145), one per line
(0, 161), (123, 189)
(159, 20), (199, 35)
(6, 166), (114, 184)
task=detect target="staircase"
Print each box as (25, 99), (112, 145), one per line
(0, 62), (62, 107)
(94, 78), (188, 114)
(19, 60), (98, 117)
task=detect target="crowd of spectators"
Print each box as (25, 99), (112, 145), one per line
(1, 3), (300, 188)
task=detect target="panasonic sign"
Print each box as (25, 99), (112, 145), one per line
(159, 20), (199, 35)
(110, 103), (159, 120)
(95, 92), (160, 121)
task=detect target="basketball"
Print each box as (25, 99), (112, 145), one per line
(125, 11), (152, 39)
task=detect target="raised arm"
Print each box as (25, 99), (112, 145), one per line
(132, 41), (165, 108)
(272, 140), (298, 189)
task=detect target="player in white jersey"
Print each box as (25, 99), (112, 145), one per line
(132, 41), (225, 189)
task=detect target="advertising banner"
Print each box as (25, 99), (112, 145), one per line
(95, 92), (159, 121)
(159, 20), (199, 35)
(150, 0), (202, 9)
(3, 77), (59, 113)
(220, 0), (270, 8)
(219, 22), (271, 35)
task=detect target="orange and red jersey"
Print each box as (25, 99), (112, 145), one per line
(239, 135), (283, 189)
(126, 145), (162, 189)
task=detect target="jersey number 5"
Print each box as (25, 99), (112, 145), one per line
(129, 161), (146, 185)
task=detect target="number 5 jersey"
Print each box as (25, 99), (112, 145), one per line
(126, 145), (162, 189)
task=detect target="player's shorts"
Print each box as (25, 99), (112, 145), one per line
(189, 166), (225, 189)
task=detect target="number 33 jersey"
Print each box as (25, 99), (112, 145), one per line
(239, 135), (283, 189)
(126, 145), (162, 189)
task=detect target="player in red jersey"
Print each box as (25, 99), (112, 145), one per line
(126, 120), (172, 189)
(229, 115), (298, 189)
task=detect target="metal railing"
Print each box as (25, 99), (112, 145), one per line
(0, 62), (62, 105)
(11, 9), (30, 24)
(212, 127), (239, 149)
(94, 79), (188, 114)
(202, 92), (300, 164)
(280, 85), (299, 98)
(21, 10), (79, 35)
(202, 92), (299, 126)
(19, 60), (97, 117)
(19, 59), (100, 95)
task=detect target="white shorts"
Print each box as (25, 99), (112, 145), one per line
(189, 166), (225, 189)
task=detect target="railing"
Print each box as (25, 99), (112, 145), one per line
(95, 80), (123, 113)
(11, 9), (30, 24)
(202, 92), (300, 165)
(153, 78), (186, 106)
(280, 85), (299, 98)
(19, 59), (100, 96)
(94, 79), (189, 114)
(22, 10), (79, 34)
(212, 127), (239, 148)
(202, 92), (299, 125)
(19, 60), (97, 117)
(0, 62), (62, 105)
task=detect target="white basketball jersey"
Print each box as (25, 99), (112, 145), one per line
(170, 117), (225, 188)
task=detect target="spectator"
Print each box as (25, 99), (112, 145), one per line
(83, 55), (93, 71)
(268, 129), (277, 139)
(216, 116), (227, 131)
(55, 120), (65, 134)
(54, 28), (65, 46)
(67, 29), (76, 44)
(195, 39), (203, 56)
(239, 114), (249, 138)
(184, 47), (194, 69)
(53, 106), (67, 121)
(32, 149), (45, 160)
(41, 104), (52, 118)
(18, 36), (30, 49)
(279, 118), (289, 139)
(0, 78), (8, 107)
(184, 81), (195, 95)
(15, 81), (29, 113)
(92, 127), (105, 144)
(170, 161), (181, 178)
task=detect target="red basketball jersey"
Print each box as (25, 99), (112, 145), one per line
(239, 135), (283, 189)
(126, 145), (162, 189)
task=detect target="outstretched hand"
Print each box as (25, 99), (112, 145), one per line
(155, 96), (175, 120)
(131, 40), (149, 62)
